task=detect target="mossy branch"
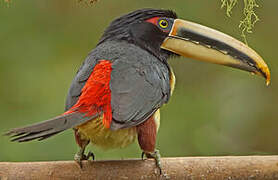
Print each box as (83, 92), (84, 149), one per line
(221, 0), (260, 44)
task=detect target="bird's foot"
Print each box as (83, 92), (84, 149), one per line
(142, 149), (162, 175)
(74, 150), (95, 168)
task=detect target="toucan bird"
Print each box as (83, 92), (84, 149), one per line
(5, 9), (270, 173)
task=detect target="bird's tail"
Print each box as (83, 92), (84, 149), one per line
(4, 112), (98, 142)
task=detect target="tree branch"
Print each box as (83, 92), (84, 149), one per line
(1, 156), (278, 179)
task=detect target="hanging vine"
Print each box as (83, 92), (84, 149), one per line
(221, 0), (260, 44)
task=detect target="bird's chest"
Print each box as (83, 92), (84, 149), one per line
(76, 116), (137, 150)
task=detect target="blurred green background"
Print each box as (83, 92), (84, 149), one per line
(1, 0), (278, 162)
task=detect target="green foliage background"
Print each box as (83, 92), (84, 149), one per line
(0, 0), (278, 162)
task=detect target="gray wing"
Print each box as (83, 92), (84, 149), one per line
(65, 55), (98, 111)
(110, 59), (170, 130)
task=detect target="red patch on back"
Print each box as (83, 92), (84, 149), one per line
(146, 17), (159, 26)
(66, 60), (113, 129)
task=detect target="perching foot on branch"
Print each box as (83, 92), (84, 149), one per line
(143, 149), (162, 175)
(74, 148), (95, 168)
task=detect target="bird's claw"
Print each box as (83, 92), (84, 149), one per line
(74, 150), (95, 168)
(142, 149), (162, 175)
(141, 152), (146, 160)
(86, 151), (95, 160)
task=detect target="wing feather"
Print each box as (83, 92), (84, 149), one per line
(110, 59), (170, 130)
(5, 112), (98, 142)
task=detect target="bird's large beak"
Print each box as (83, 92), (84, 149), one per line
(161, 19), (270, 85)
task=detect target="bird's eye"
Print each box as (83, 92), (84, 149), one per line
(158, 19), (168, 29)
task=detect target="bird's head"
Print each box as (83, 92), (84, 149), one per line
(98, 8), (270, 84)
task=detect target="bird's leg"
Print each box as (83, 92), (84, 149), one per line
(137, 114), (163, 174)
(73, 129), (94, 168)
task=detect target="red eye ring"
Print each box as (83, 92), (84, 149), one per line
(146, 17), (171, 32)
(146, 17), (160, 25)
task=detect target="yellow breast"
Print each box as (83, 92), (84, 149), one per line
(76, 116), (137, 150)
(76, 109), (162, 150)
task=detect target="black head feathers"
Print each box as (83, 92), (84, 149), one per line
(98, 9), (177, 44)
(97, 9), (177, 61)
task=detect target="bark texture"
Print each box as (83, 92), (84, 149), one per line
(1, 156), (278, 179)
